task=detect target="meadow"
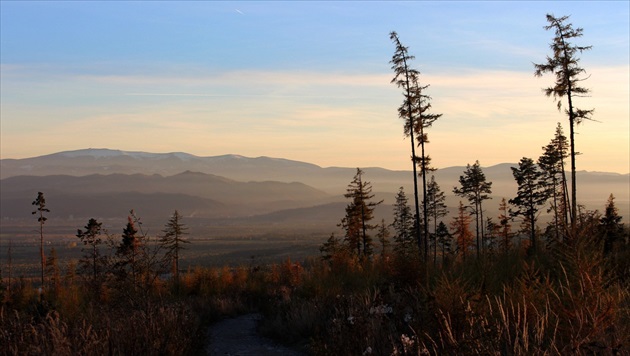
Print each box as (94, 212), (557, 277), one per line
(1, 215), (629, 355)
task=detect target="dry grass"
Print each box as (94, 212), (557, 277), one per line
(0, 302), (201, 356)
(2, 228), (628, 355)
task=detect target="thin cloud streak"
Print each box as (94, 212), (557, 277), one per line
(125, 93), (385, 99)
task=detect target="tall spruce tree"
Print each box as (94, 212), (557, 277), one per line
(534, 14), (593, 232)
(453, 161), (492, 258)
(32, 192), (50, 289)
(509, 157), (549, 251)
(160, 210), (190, 282)
(390, 32), (442, 261)
(409, 78), (441, 262)
(339, 169), (382, 258)
(389, 31), (423, 258)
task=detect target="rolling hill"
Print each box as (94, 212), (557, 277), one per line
(1, 149), (628, 225)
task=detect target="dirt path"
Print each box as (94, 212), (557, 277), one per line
(205, 313), (305, 356)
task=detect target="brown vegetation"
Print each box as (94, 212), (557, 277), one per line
(2, 217), (627, 355)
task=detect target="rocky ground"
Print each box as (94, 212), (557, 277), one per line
(205, 313), (305, 356)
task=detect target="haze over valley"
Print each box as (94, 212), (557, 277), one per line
(2, 148), (628, 228)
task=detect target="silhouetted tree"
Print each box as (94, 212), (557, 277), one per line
(320, 233), (344, 262)
(339, 169), (382, 258)
(117, 215), (142, 286)
(32, 192), (50, 289)
(453, 161), (492, 258)
(451, 201), (474, 261)
(509, 157), (549, 251)
(160, 210), (190, 282)
(600, 194), (624, 255)
(425, 175), (448, 265)
(390, 31), (422, 258)
(435, 221), (452, 264)
(534, 14), (593, 232)
(76, 218), (106, 293)
(391, 187), (416, 258)
(409, 78), (442, 262)
(115, 210), (167, 302)
(539, 123), (570, 243)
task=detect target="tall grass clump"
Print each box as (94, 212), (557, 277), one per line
(255, 224), (629, 355)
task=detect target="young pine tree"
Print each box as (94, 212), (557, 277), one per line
(160, 210), (190, 282)
(117, 215), (142, 286)
(76, 218), (105, 286)
(339, 169), (382, 258)
(509, 157), (549, 252)
(435, 221), (452, 265)
(539, 123), (570, 243)
(453, 161), (492, 258)
(32, 192), (50, 289)
(599, 194), (624, 255)
(391, 187), (416, 258)
(425, 175), (448, 266)
(320, 233), (344, 262)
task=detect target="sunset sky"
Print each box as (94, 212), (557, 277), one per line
(1, 1), (628, 173)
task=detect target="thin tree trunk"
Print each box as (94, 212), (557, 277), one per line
(560, 30), (577, 234)
(475, 200), (480, 259)
(401, 57), (423, 260)
(420, 127), (429, 262)
(568, 114), (577, 233)
(433, 206), (438, 267)
(551, 175), (559, 243)
(530, 206), (537, 251)
(39, 218), (45, 289)
(479, 199), (485, 256)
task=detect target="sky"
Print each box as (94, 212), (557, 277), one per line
(1, 1), (628, 173)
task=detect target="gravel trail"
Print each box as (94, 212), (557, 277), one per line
(206, 313), (305, 356)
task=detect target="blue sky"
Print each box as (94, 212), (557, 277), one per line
(1, 1), (628, 173)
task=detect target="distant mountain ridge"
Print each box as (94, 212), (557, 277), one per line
(1, 148), (628, 223)
(0, 170), (333, 220)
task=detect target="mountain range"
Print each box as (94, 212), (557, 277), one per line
(1, 149), (628, 227)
